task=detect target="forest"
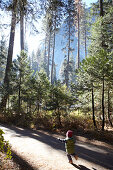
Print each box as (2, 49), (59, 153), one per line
(0, 0), (113, 143)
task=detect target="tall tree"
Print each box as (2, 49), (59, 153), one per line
(12, 51), (33, 114)
(19, 0), (27, 51)
(75, 59), (97, 129)
(46, 11), (52, 79)
(50, 0), (64, 84)
(75, 0), (82, 69)
(0, 0), (45, 111)
(80, 3), (90, 58)
(62, 0), (76, 87)
(99, 0), (105, 131)
(89, 0), (113, 130)
(0, 0), (17, 111)
(43, 0), (64, 81)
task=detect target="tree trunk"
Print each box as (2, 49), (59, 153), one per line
(44, 34), (47, 72)
(92, 85), (97, 129)
(85, 26), (87, 57)
(29, 101), (31, 113)
(51, 11), (56, 85)
(77, 1), (80, 69)
(20, 7), (24, 51)
(18, 0), (24, 114)
(66, 0), (71, 87)
(47, 29), (52, 79)
(102, 76), (105, 131)
(0, 0), (17, 111)
(18, 74), (21, 113)
(66, 24), (70, 88)
(108, 88), (113, 127)
(27, 100), (29, 114)
(99, 0), (103, 17)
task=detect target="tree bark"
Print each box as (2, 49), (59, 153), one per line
(99, 0), (105, 131)
(102, 76), (105, 131)
(99, 0), (103, 17)
(47, 29), (52, 79)
(20, 8), (24, 51)
(108, 88), (113, 127)
(66, 0), (71, 88)
(85, 26), (87, 57)
(66, 20), (70, 88)
(51, 11), (56, 85)
(77, 1), (80, 69)
(92, 85), (97, 129)
(18, 73), (21, 113)
(44, 34), (47, 72)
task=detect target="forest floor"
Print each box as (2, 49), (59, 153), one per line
(0, 124), (113, 170)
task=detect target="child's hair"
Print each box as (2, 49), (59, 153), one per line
(66, 130), (73, 138)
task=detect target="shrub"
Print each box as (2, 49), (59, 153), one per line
(0, 129), (12, 159)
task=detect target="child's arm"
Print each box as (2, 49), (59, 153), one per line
(58, 138), (66, 143)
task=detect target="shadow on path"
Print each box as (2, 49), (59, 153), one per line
(72, 163), (91, 170)
(11, 150), (35, 170)
(1, 124), (113, 170)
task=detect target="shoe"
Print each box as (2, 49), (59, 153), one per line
(69, 160), (73, 164)
(75, 155), (78, 160)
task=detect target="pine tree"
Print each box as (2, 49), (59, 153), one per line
(46, 81), (74, 127)
(0, 0), (18, 111)
(62, 0), (76, 87)
(89, 0), (113, 131)
(43, 0), (64, 81)
(0, 0), (45, 111)
(19, 0), (27, 51)
(11, 51), (33, 114)
(50, 0), (64, 84)
(60, 56), (75, 85)
(75, 0), (83, 69)
(75, 59), (97, 128)
(80, 3), (91, 58)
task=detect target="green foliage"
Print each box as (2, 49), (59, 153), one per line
(45, 81), (76, 126)
(4, 49), (76, 126)
(74, 48), (113, 125)
(89, 5), (113, 55)
(60, 57), (76, 85)
(0, 129), (12, 159)
(73, 3), (113, 130)
(0, 0), (113, 137)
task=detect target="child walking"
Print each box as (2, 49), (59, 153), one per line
(58, 130), (78, 164)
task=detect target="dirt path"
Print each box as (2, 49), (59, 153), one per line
(0, 124), (113, 170)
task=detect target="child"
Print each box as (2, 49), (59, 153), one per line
(58, 130), (78, 164)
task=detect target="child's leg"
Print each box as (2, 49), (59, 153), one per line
(67, 154), (73, 163)
(72, 153), (78, 160)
